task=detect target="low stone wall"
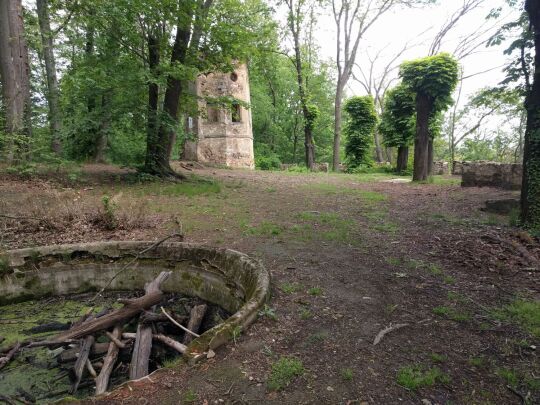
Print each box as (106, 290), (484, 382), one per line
(460, 161), (522, 190)
(432, 161), (449, 175)
(452, 161), (464, 175)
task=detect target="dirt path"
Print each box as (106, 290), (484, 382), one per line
(0, 165), (538, 404)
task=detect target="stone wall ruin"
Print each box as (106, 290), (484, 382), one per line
(183, 64), (254, 169)
(459, 161), (522, 190)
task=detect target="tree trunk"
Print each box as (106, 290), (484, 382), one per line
(427, 138), (434, 176)
(396, 146), (408, 172)
(144, 13), (190, 177)
(94, 93), (111, 163)
(332, 86), (343, 171)
(412, 93), (432, 181)
(374, 130), (384, 163)
(522, 0), (540, 230)
(144, 33), (161, 173)
(36, 0), (62, 155)
(0, 0), (32, 162)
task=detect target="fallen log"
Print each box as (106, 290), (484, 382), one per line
(130, 272), (171, 380)
(183, 304), (207, 345)
(95, 326), (122, 395)
(57, 342), (110, 363)
(123, 333), (186, 354)
(51, 290), (164, 343)
(0, 342), (20, 370)
(70, 335), (95, 394)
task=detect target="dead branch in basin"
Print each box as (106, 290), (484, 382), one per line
(129, 271), (171, 380)
(183, 304), (207, 345)
(161, 307), (200, 338)
(95, 326), (122, 395)
(122, 333), (186, 354)
(51, 291), (164, 343)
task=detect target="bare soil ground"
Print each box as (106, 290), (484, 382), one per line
(0, 163), (538, 405)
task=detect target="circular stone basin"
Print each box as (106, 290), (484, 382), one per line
(0, 241), (270, 361)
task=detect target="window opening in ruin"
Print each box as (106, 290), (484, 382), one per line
(206, 104), (219, 123)
(230, 72), (238, 82)
(231, 103), (242, 123)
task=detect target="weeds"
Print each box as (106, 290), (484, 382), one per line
(429, 353), (447, 363)
(183, 389), (198, 403)
(246, 221), (283, 236)
(304, 331), (328, 346)
(308, 286), (323, 296)
(433, 306), (471, 322)
(299, 308), (313, 320)
(258, 305), (278, 321)
(341, 368), (354, 381)
(397, 365), (450, 391)
(267, 357), (304, 391)
(280, 282), (303, 294)
(493, 299), (540, 337)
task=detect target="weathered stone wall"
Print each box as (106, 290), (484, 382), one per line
(183, 64), (254, 168)
(452, 161), (464, 175)
(460, 161), (523, 190)
(432, 161), (449, 175)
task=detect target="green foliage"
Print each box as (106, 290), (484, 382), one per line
(255, 144), (281, 170)
(379, 84), (416, 148)
(341, 368), (354, 381)
(258, 304), (278, 320)
(100, 195), (118, 230)
(307, 286), (323, 296)
(433, 306), (471, 322)
(343, 96), (378, 169)
(280, 282), (303, 294)
(397, 365), (450, 390)
(400, 53), (459, 112)
(267, 357), (304, 391)
(493, 299), (540, 337)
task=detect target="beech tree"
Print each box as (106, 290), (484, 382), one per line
(400, 53), (458, 181)
(0, 0), (33, 162)
(343, 95), (378, 169)
(522, 0), (540, 231)
(379, 84), (416, 172)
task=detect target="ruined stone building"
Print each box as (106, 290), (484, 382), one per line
(182, 64), (254, 168)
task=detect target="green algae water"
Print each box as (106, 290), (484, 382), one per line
(0, 292), (228, 403)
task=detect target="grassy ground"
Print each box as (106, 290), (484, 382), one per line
(0, 163), (538, 405)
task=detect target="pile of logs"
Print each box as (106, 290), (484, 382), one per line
(0, 272), (209, 398)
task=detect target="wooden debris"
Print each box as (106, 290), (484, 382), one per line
(122, 333), (186, 354)
(129, 272), (171, 380)
(183, 304), (207, 345)
(0, 342), (20, 370)
(373, 323), (409, 346)
(70, 335), (95, 394)
(161, 307), (200, 339)
(95, 326), (122, 395)
(51, 291), (164, 343)
(105, 331), (126, 349)
(57, 342), (110, 363)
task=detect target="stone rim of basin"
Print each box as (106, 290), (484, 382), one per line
(0, 241), (270, 364)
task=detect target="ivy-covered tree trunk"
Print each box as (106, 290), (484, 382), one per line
(396, 146), (408, 172)
(522, 0), (540, 230)
(144, 33), (160, 172)
(413, 93), (432, 181)
(36, 0), (62, 155)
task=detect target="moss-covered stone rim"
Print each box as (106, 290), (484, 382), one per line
(0, 241), (270, 364)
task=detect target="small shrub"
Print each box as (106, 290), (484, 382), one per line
(256, 155), (281, 171)
(341, 368), (354, 381)
(280, 282), (303, 294)
(308, 286), (323, 296)
(397, 365), (450, 391)
(258, 304), (278, 321)
(267, 357), (304, 391)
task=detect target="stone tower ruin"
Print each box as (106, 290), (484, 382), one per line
(182, 64), (254, 168)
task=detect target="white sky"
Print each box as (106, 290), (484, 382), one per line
(306, 0), (520, 107)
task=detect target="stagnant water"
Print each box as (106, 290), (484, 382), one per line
(0, 291), (229, 402)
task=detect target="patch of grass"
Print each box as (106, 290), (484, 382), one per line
(258, 304), (278, 321)
(386, 257), (401, 266)
(496, 368), (519, 387)
(246, 221), (283, 236)
(305, 331), (328, 346)
(427, 263), (443, 275)
(447, 291), (463, 301)
(397, 365), (450, 391)
(429, 353), (447, 363)
(433, 306), (471, 322)
(341, 368), (354, 381)
(308, 286), (323, 296)
(183, 388), (198, 403)
(135, 178), (221, 197)
(292, 211), (353, 242)
(420, 176), (461, 186)
(0, 256), (11, 276)
(358, 190), (387, 202)
(280, 282), (303, 294)
(299, 308), (313, 320)
(267, 357), (304, 391)
(265, 187), (277, 193)
(162, 357), (182, 369)
(468, 357), (485, 367)
(493, 299), (540, 337)
(443, 275), (456, 284)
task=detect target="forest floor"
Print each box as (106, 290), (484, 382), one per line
(0, 162), (539, 405)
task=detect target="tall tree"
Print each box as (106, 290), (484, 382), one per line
(0, 0), (33, 162)
(284, 0), (317, 170)
(522, 0), (540, 231)
(400, 53), (458, 181)
(36, 0), (62, 155)
(343, 95), (377, 169)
